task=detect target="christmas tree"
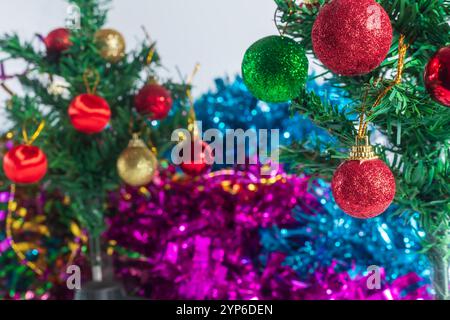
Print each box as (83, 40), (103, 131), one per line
(272, 0), (449, 299)
(0, 0), (189, 294)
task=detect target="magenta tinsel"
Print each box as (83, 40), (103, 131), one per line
(107, 162), (315, 298)
(297, 261), (431, 300)
(106, 163), (429, 300)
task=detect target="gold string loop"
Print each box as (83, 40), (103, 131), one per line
(371, 34), (409, 108)
(141, 26), (157, 66)
(358, 34), (409, 138)
(22, 120), (45, 145)
(357, 88), (369, 139)
(146, 46), (156, 66)
(82, 68), (100, 94)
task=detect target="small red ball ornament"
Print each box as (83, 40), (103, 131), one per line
(134, 83), (173, 120)
(424, 46), (450, 107)
(312, 0), (393, 76)
(3, 145), (48, 184)
(332, 159), (396, 219)
(44, 28), (72, 53)
(68, 93), (111, 134)
(179, 140), (214, 176)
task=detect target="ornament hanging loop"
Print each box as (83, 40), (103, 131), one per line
(141, 25), (156, 66)
(357, 88), (370, 138)
(82, 68), (100, 94)
(371, 34), (408, 108)
(357, 113), (367, 138)
(22, 120), (45, 145)
(358, 34), (409, 138)
(146, 45), (156, 66)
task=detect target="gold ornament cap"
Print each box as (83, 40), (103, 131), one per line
(146, 76), (159, 85)
(349, 135), (378, 160)
(127, 133), (147, 148)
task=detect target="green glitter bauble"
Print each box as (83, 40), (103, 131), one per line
(241, 35), (308, 103)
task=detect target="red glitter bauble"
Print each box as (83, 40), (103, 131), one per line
(44, 28), (72, 53)
(134, 84), (173, 120)
(424, 46), (450, 107)
(312, 0), (393, 76)
(179, 140), (214, 176)
(331, 159), (396, 219)
(68, 93), (111, 134)
(3, 145), (48, 184)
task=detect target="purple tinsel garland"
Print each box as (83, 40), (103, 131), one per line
(106, 162), (431, 300)
(107, 162), (312, 298)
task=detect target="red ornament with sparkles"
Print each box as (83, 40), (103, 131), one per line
(312, 0), (393, 76)
(331, 159), (395, 219)
(134, 83), (173, 120)
(3, 145), (48, 184)
(44, 28), (72, 53)
(424, 46), (450, 107)
(68, 93), (111, 134)
(179, 140), (214, 176)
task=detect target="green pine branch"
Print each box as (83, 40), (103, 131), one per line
(275, 0), (450, 260)
(0, 0), (189, 235)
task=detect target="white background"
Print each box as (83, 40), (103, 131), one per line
(0, 0), (278, 130)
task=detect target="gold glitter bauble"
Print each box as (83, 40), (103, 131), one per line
(117, 134), (157, 187)
(94, 29), (126, 63)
